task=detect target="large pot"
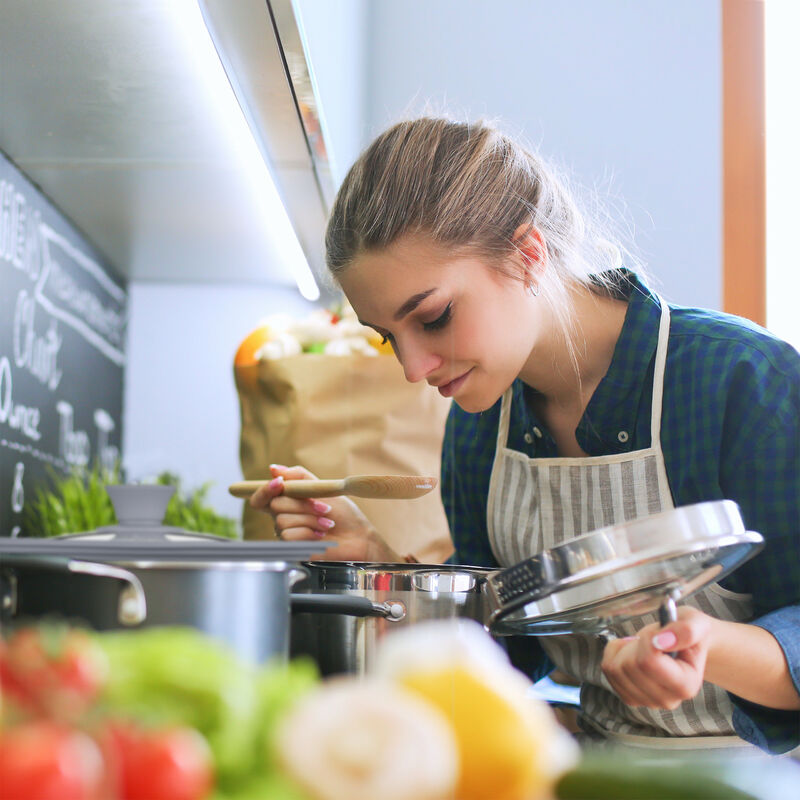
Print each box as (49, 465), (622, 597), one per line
(290, 561), (495, 675)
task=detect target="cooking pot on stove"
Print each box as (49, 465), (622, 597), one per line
(0, 485), (406, 664)
(290, 561), (494, 675)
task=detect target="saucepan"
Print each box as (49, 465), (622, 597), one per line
(289, 561), (494, 675)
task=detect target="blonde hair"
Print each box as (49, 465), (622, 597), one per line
(325, 117), (641, 374)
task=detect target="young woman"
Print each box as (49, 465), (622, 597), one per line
(250, 117), (800, 754)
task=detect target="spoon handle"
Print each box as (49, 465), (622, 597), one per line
(228, 479), (346, 499)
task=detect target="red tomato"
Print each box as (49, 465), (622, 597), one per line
(108, 723), (214, 800)
(0, 721), (106, 800)
(2, 625), (108, 720)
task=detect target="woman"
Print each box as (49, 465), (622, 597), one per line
(251, 117), (800, 753)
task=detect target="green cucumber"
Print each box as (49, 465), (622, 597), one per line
(556, 761), (757, 800)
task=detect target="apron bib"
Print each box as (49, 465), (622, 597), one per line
(487, 298), (754, 745)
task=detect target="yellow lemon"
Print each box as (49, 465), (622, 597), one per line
(374, 621), (578, 800)
(403, 664), (546, 800)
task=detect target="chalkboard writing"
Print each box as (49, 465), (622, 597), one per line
(0, 150), (126, 537)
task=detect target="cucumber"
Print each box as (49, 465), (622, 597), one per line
(555, 760), (758, 800)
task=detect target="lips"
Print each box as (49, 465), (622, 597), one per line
(435, 369), (472, 398)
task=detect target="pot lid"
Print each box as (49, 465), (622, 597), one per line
(485, 500), (764, 636)
(0, 484), (333, 563)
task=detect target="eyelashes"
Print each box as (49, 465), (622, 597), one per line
(379, 301), (453, 344)
(422, 302), (452, 332)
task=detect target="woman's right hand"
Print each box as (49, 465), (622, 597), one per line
(249, 464), (401, 562)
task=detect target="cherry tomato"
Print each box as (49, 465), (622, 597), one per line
(1, 625), (109, 720)
(0, 720), (106, 800)
(108, 722), (214, 800)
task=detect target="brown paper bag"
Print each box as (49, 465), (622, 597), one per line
(234, 354), (454, 562)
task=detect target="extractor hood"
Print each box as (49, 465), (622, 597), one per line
(0, 0), (337, 294)
(198, 0), (337, 294)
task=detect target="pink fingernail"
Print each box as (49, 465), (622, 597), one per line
(317, 517), (335, 529)
(268, 476), (284, 490)
(312, 501), (332, 514)
(313, 529), (326, 538)
(653, 631), (677, 650)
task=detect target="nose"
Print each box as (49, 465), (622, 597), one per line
(396, 337), (442, 383)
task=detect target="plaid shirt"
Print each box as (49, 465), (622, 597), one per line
(441, 270), (800, 753)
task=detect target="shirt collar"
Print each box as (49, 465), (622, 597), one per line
(580, 269), (664, 451)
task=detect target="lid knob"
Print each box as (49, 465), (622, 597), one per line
(106, 484), (176, 526)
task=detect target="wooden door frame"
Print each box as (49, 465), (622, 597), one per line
(722, 0), (765, 325)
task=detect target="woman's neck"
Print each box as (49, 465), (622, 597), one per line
(519, 285), (629, 412)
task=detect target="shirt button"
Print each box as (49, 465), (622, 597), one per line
(524, 432), (534, 444)
(532, 426), (543, 438)
(617, 430), (629, 443)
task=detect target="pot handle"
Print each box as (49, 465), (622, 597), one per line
(291, 593), (405, 621)
(0, 555), (147, 626)
(288, 565), (310, 587)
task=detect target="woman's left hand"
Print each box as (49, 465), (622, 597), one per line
(601, 607), (715, 710)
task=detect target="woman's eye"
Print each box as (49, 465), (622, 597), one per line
(423, 302), (452, 332)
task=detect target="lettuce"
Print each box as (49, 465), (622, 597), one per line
(94, 627), (317, 795)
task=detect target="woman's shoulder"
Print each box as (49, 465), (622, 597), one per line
(668, 304), (800, 379)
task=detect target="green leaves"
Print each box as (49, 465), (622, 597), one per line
(94, 627), (318, 799)
(158, 472), (238, 539)
(24, 464), (117, 537)
(23, 465), (238, 538)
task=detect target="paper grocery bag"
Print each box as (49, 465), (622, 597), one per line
(234, 355), (455, 563)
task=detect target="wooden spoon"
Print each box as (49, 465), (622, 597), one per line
(228, 475), (438, 500)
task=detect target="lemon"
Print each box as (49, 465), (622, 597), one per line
(374, 621), (578, 800)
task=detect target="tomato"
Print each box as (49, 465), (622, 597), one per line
(0, 721), (106, 800)
(108, 722), (214, 800)
(1, 625), (108, 720)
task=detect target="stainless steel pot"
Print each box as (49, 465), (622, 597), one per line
(0, 555), (300, 664)
(290, 561), (494, 675)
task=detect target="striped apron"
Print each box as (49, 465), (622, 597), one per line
(487, 298), (754, 748)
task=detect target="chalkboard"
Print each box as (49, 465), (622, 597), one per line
(0, 150), (127, 537)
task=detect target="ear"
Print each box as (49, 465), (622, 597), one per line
(511, 224), (547, 289)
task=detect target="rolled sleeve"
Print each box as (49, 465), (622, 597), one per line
(729, 606), (800, 753)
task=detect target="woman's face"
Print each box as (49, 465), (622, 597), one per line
(339, 235), (542, 413)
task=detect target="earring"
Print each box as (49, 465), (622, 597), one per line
(527, 282), (540, 297)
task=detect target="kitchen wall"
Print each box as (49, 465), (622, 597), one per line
(124, 0), (723, 524)
(363, 0), (722, 309)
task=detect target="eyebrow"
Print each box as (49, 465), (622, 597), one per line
(393, 289), (436, 321)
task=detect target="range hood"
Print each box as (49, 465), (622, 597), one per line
(0, 0), (337, 293)
(198, 0), (337, 291)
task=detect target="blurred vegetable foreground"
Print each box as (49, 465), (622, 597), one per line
(0, 624), (316, 800)
(0, 621), (579, 800)
(0, 621), (770, 800)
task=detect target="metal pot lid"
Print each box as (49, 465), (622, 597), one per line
(0, 484), (333, 563)
(485, 500), (764, 636)
(0, 538), (334, 563)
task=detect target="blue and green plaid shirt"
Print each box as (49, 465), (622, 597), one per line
(441, 270), (800, 753)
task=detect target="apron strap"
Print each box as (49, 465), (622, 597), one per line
(496, 387), (514, 451)
(649, 296), (671, 445)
